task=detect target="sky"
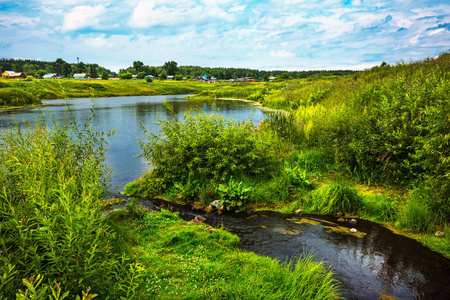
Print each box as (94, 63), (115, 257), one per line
(0, 0), (449, 72)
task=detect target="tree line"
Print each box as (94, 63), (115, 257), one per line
(119, 60), (357, 81)
(1, 58), (356, 81)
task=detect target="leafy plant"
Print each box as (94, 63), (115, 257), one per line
(217, 178), (252, 212)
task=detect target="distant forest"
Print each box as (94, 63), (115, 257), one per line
(1, 58), (357, 80)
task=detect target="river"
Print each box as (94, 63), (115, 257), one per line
(1, 95), (449, 299)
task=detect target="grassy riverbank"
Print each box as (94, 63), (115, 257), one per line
(0, 105), (341, 298)
(125, 52), (450, 258)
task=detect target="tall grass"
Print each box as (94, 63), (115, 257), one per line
(306, 181), (363, 215)
(0, 104), (142, 298)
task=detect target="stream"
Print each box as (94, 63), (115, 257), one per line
(2, 95), (449, 299)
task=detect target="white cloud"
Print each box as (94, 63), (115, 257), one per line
(229, 5), (246, 13)
(201, 0), (234, 5)
(428, 28), (445, 36)
(0, 13), (39, 27)
(35, 0), (106, 6)
(270, 50), (295, 58)
(62, 5), (106, 32)
(129, 0), (233, 28)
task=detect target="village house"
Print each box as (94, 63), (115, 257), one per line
(8, 72), (26, 79)
(166, 75), (174, 80)
(43, 73), (58, 79)
(1, 70), (16, 78)
(73, 73), (87, 79)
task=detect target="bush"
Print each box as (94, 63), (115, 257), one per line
(0, 88), (39, 106)
(135, 109), (282, 200)
(24, 75), (34, 81)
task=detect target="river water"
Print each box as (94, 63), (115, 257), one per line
(1, 95), (449, 299)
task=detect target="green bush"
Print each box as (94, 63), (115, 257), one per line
(0, 88), (39, 106)
(134, 109), (282, 201)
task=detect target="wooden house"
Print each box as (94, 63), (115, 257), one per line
(9, 72), (26, 79)
(1, 70), (15, 78)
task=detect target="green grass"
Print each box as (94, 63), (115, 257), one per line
(106, 206), (341, 299)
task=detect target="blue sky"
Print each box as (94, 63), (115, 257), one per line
(1, 0), (449, 72)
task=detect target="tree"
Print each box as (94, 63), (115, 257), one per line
(101, 72), (109, 80)
(36, 69), (47, 78)
(163, 61), (178, 75)
(133, 61), (144, 73)
(53, 58), (66, 76)
(62, 62), (72, 77)
(137, 72), (146, 79)
(90, 64), (98, 78)
(119, 72), (133, 80)
(175, 75), (183, 80)
(277, 72), (291, 81)
(77, 62), (86, 73)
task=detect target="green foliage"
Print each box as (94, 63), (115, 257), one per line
(146, 77), (153, 83)
(217, 178), (252, 212)
(0, 88), (39, 106)
(263, 112), (303, 143)
(361, 194), (398, 222)
(0, 80), (11, 88)
(0, 106), (142, 298)
(101, 72), (109, 80)
(134, 110), (282, 202)
(119, 72), (133, 80)
(401, 193), (433, 232)
(24, 75), (34, 81)
(36, 69), (47, 78)
(283, 162), (314, 190)
(308, 181), (363, 215)
(277, 72), (292, 81)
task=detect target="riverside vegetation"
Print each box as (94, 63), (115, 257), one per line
(125, 52), (450, 257)
(1, 51), (448, 297)
(0, 105), (341, 298)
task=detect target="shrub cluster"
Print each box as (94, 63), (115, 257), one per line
(125, 109), (284, 209)
(0, 88), (40, 106)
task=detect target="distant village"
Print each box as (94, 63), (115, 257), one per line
(1, 70), (275, 83)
